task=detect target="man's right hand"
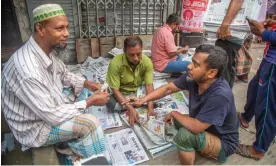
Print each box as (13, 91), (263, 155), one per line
(86, 90), (110, 107)
(132, 97), (146, 108)
(217, 24), (231, 40)
(263, 18), (276, 30)
(180, 45), (189, 54)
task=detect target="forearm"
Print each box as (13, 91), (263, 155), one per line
(171, 111), (202, 134)
(171, 111), (210, 134)
(112, 89), (129, 107)
(168, 49), (183, 58)
(221, 0), (244, 26)
(143, 82), (177, 103)
(145, 84), (154, 112)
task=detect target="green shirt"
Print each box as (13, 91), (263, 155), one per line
(106, 53), (153, 95)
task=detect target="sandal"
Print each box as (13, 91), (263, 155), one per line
(235, 144), (263, 161)
(238, 113), (249, 128)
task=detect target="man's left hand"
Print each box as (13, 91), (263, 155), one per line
(84, 80), (101, 92)
(248, 19), (265, 36)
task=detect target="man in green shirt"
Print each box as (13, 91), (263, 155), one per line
(106, 36), (154, 125)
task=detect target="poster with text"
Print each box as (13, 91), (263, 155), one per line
(180, 0), (208, 32)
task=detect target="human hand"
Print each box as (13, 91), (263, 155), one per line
(263, 18), (276, 30)
(127, 107), (139, 126)
(86, 91), (110, 106)
(248, 19), (265, 36)
(164, 112), (173, 124)
(180, 45), (189, 54)
(216, 24), (231, 40)
(132, 97), (147, 108)
(84, 80), (101, 92)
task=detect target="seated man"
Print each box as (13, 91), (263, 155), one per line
(131, 45), (239, 164)
(1, 4), (110, 158)
(106, 36), (154, 126)
(151, 13), (190, 73)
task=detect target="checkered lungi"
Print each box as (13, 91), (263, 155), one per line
(45, 113), (106, 158)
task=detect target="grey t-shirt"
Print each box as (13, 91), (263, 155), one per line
(173, 74), (239, 157)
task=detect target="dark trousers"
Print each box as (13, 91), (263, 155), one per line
(242, 59), (276, 153)
(215, 40), (241, 88)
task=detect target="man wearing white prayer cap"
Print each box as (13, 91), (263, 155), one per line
(1, 4), (109, 159)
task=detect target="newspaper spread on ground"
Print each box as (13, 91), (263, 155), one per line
(120, 110), (174, 158)
(136, 79), (172, 102)
(85, 106), (122, 130)
(120, 88), (189, 158)
(105, 128), (149, 165)
(64, 87), (123, 131)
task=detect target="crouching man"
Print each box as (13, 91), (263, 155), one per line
(106, 36), (154, 126)
(130, 45), (239, 164)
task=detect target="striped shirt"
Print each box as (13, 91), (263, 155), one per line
(1, 36), (87, 149)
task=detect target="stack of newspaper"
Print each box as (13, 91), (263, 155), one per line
(80, 57), (111, 83)
(108, 47), (152, 57)
(203, 0), (262, 44)
(153, 71), (171, 80)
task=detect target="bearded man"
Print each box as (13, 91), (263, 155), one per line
(130, 45), (239, 164)
(1, 4), (109, 158)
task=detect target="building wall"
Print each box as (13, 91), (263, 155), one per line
(13, 0), (32, 42)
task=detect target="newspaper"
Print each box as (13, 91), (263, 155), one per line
(153, 71), (171, 80)
(203, 0), (262, 44)
(136, 79), (172, 102)
(80, 57), (111, 83)
(108, 47), (152, 57)
(74, 88), (122, 131)
(120, 107), (178, 158)
(105, 128), (149, 165)
(142, 117), (165, 139)
(204, 0), (262, 26)
(85, 106), (122, 130)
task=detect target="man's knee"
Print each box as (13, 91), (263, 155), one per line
(173, 127), (201, 152)
(73, 114), (101, 138)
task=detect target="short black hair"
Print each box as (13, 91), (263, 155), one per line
(166, 13), (181, 25)
(195, 44), (228, 78)
(124, 36), (143, 51)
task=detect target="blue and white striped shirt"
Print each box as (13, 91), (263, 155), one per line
(1, 36), (86, 149)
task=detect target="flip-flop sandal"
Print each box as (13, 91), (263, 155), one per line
(238, 113), (249, 128)
(235, 144), (262, 161)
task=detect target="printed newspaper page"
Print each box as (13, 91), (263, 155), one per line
(105, 128), (149, 165)
(85, 106), (122, 130)
(204, 0), (262, 26)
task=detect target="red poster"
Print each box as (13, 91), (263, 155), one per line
(180, 0), (208, 32)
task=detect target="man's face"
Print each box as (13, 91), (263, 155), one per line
(172, 23), (180, 33)
(125, 44), (142, 66)
(40, 15), (69, 50)
(186, 52), (210, 83)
